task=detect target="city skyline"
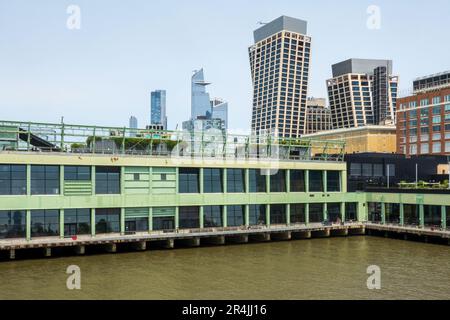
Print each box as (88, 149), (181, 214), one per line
(0, 0), (449, 131)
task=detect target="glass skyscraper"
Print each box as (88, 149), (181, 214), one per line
(150, 90), (167, 130)
(191, 69), (213, 120)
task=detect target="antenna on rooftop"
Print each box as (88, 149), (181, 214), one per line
(257, 21), (268, 25)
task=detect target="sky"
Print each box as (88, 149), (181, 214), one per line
(0, 0), (449, 132)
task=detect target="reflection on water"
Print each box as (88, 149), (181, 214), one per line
(0, 237), (449, 300)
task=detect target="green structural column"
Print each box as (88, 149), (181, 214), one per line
(245, 169), (249, 193)
(341, 202), (346, 223)
(120, 167), (125, 195)
(441, 205), (447, 230)
(148, 207), (153, 232)
(60, 209), (65, 239)
(286, 204), (291, 225)
(26, 210), (31, 241)
(266, 204), (271, 227)
(120, 208), (125, 234)
(419, 204), (425, 228)
(341, 171), (347, 193)
(381, 203), (386, 225)
(91, 208), (96, 237)
(245, 205), (250, 227)
(199, 168), (204, 194)
(91, 166), (96, 195)
(60, 165), (64, 195)
(175, 167), (179, 194)
(266, 170), (270, 193)
(148, 167), (152, 194)
(305, 203), (309, 225)
(305, 170), (310, 193)
(323, 171), (327, 193)
(223, 206), (228, 228)
(323, 202), (328, 222)
(175, 207), (179, 229)
(26, 165), (31, 196)
(223, 168), (227, 194)
(400, 204), (404, 226)
(199, 206), (204, 229)
(286, 169), (291, 193)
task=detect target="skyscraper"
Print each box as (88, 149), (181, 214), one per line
(184, 69), (228, 131)
(191, 69), (212, 120)
(129, 116), (138, 137)
(305, 98), (332, 134)
(326, 59), (398, 129)
(150, 90), (167, 130)
(211, 98), (228, 129)
(249, 16), (311, 138)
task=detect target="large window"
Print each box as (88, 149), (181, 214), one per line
(290, 204), (305, 224)
(327, 203), (341, 223)
(309, 203), (323, 223)
(290, 170), (305, 192)
(95, 208), (120, 234)
(345, 203), (358, 222)
(327, 171), (341, 192)
(249, 205), (266, 225)
(31, 165), (60, 195)
(403, 204), (419, 226)
(227, 205), (244, 227)
(368, 203), (382, 223)
(125, 218), (148, 233)
(64, 166), (91, 181)
(179, 168), (199, 193)
(248, 169), (267, 193)
(309, 171), (323, 192)
(204, 206), (223, 227)
(0, 165), (26, 195)
(227, 169), (245, 193)
(270, 170), (286, 192)
(424, 205), (441, 228)
(153, 217), (175, 231)
(203, 168), (223, 193)
(0, 210), (26, 239)
(385, 203), (400, 224)
(270, 204), (286, 224)
(31, 209), (59, 237)
(179, 207), (200, 229)
(64, 209), (91, 236)
(95, 167), (120, 194)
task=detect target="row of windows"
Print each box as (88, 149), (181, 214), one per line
(0, 204), (360, 239)
(179, 169), (341, 194)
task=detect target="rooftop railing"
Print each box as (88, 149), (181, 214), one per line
(0, 120), (346, 162)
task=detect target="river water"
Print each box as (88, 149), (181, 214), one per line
(0, 236), (449, 300)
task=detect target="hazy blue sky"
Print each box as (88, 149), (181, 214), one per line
(0, 0), (449, 131)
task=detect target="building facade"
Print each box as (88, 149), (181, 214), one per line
(305, 98), (332, 134)
(397, 72), (450, 156)
(249, 16), (311, 138)
(211, 98), (228, 130)
(327, 59), (398, 129)
(302, 125), (397, 154)
(151, 90), (167, 130)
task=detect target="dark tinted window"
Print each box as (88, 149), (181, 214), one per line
(309, 171), (323, 192)
(270, 170), (286, 192)
(327, 171), (341, 192)
(31, 209), (59, 237)
(179, 168), (199, 193)
(64, 209), (91, 236)
(0, 210), (26, 239)
(249, 169), (267, 193)
(95, 167), (120, 194)
(95, 208), (120, 234)
(203, 168), (223, 193)
(64, 166), (91, 181)
(290, 170), (305, 192)
(179, 207), (200, 229)
(249, 205), (266, 225)
(204, 206), (223, 227)
(227, 205), (244, 227)
(290, 204), (305, 223)
(0, 165), (26, 195)
(31, 165), (60, 195)
(227, 169), (245, 193)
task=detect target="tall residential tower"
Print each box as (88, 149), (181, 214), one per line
(326, 59), (398, 129)
(249, 16), (311, 138)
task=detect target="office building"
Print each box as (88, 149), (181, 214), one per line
(327, 59), (398, 129)
(302, 125), (397, 154)
(211, 98), (228, 129)
(397, 71), (450, 156)
(305, 97), (332, 134)
(129, 116), (138, 137)
(151, 90), (168, 130)
(249, 16), (311, 138)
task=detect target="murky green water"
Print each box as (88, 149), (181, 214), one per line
(0, 237), (449, 300)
